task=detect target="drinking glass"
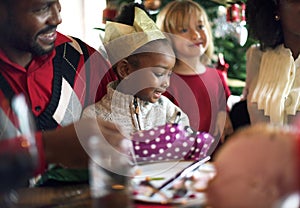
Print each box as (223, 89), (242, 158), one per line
(88, 136), (134, 208)
(0, 94), (38, 194)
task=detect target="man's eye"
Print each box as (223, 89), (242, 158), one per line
(33, 5), (49, 13)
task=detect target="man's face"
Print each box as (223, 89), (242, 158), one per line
(0, 0), (62, 56)
(279, 0), (300, 41)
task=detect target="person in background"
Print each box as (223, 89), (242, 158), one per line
(206, 0), (300, 204)
(143, 0), (162, 21)
(82, 3), (190, 137)
(243, 0), (300, 125)
(156, 0), (233, 145)
(0, 0), (122, 180)
(205, 122), (300, 207)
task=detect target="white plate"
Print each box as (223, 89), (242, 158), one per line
(131, 161), (215, 205)
(133, 161), (193, 187)
(133, 190), (206, 205)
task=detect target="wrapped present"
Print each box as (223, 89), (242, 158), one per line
(131, 123), (215, 163)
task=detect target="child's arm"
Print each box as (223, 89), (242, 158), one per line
(214, 110), (233, 143)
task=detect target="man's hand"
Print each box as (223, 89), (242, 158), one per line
(43, 118), (127, 169)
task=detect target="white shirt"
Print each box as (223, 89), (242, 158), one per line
(245, 44), (300, 124)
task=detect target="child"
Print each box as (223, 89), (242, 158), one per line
(82, 4), (190, 137)
(156, 0), (232, 142)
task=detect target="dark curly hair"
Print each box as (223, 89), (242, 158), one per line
(246, 0), (283, 50)
(114, 3), (148, 26)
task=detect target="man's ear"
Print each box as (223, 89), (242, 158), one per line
(115, 59), (131, 80)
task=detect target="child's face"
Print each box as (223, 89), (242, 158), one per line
(171, 12), (209, 59)
(122, 53), (175, 103)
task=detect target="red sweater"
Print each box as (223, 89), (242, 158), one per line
(0, 33), (116, 174)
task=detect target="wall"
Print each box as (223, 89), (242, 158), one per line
(57, 0), (106, 50)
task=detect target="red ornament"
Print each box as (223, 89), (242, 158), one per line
(216, 53), (229, 82)
(240, 3), (246, 22)
(226, 3), (246, 23)
(102, 7), (117, 24)
(216, 53), (229, 73)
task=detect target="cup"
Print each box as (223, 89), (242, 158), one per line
(88, 136), (134, 208)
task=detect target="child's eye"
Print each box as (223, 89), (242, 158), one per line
(154, 71), (172, 78)
(177, 27), (188, 33)
(154, 72), (164, 77)
(153, 69), (170, 77)
(180, 28), (188, 33)
(198, 25), (205, 30)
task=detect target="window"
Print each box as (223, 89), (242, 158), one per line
(58, 0), (106, 50)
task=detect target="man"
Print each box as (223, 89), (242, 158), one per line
(0, 0), (122, 176)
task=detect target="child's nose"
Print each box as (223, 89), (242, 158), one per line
(162, 82), (168, 88)
(161, 78), (170, 89)
(191, 30), (201, 40)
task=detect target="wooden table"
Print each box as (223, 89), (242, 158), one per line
(0, 184), (189, 208)
(0, 161), (212, 208)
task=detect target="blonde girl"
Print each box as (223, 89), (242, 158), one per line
(157, 0), (232, 142)
(156, 0), (214, 65)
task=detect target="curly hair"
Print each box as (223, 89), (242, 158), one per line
(115, 3), (148, 26)
(246, 0), (283, 50)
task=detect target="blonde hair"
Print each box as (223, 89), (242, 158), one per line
(156, 0), (214, 64)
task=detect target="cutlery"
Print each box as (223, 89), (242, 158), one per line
(151, 156), (210, 197)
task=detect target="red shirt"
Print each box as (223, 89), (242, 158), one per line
(0, 34), (66, 116)
(164, 68), (230, 134)
(297, 137), (300, 191)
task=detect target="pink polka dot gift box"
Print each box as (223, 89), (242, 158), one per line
(131, 123), (215, 163)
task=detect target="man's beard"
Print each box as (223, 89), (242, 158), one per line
(30, 41), (55, 56)
(31, 26), (57, 56)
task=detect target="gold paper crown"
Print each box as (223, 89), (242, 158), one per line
(103, 7), (166, 66)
